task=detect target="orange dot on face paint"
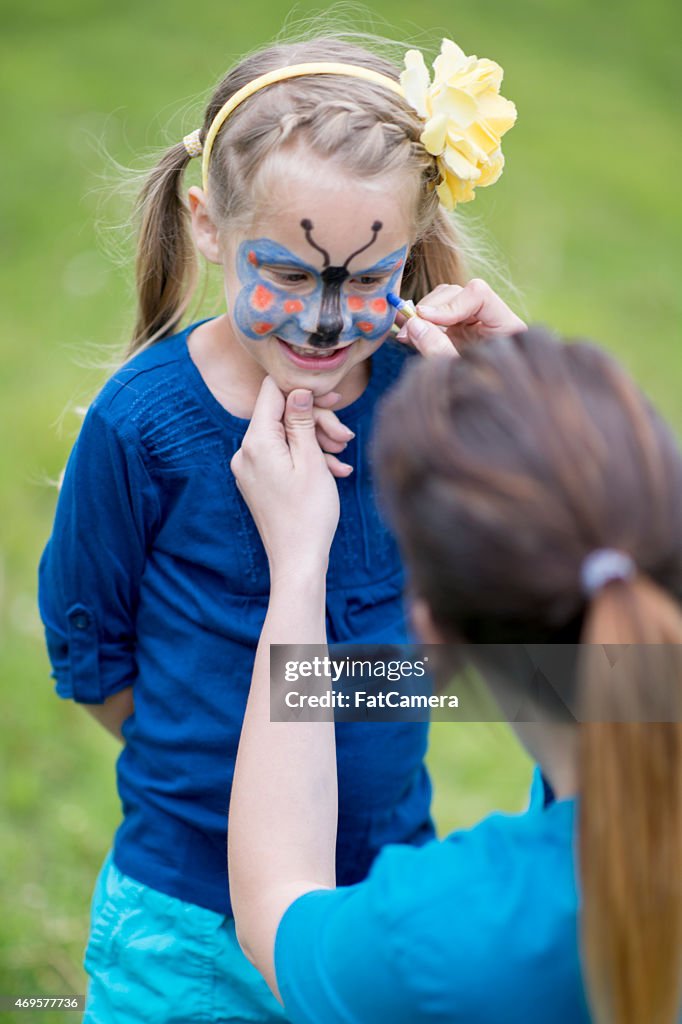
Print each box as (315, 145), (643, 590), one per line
(371, 298), (388, 314)
(248, 251), (259, 266)
(253, 322), (273, 335)
(348, 296), (365, 312)
(252, 285), (274, 312)
(357, 321), (374, 333)
(284, 299), (304, 314)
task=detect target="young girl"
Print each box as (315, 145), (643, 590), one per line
(38, 32), (518, 1022)
(229, 327), (682, 1023)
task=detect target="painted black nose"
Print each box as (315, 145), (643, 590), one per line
(309, 265), (348, 347)
(308, 326), (342, 348)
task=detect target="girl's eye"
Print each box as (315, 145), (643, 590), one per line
(266, 268), (311, 286)
(351, 275), (384, 288)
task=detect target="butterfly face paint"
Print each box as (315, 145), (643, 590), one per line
(234, 219), (407, 349)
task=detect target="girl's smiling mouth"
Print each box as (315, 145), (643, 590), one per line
(276, 337), (355, 371)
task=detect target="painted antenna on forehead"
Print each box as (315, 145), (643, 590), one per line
(299, 219), (384, 270)
(300, 219), (330, 267)
(343, 221), (383, 269)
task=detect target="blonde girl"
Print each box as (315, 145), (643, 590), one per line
(39, 32), (518, 1023)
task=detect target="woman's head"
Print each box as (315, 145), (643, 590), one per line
(129, 34), (468, 373)
(375, 327), (682, 641)
(375, 327), (682, 1024)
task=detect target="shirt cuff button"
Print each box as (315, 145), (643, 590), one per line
(69, 611), (91, 630)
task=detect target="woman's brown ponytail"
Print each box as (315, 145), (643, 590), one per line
(579, 576), (682, 1024)
(128, 140), (199, 355)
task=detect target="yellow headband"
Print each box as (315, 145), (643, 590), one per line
(195, 62), (404, 192)
(182, 41), (517, 210)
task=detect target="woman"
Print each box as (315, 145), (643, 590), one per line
(228, 301), (682, 1023)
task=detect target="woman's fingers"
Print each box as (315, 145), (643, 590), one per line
(324, 453), (353, 478)
(245, 374), (288, 447)
(232, 383), (342, 573)
(401, 316), (460, 359)
(313, 407), (355, 454)
(414, 282), (454, 307)
(393, 279), (524, 355)
(280, 394), (352, 477)
(416, 279), (527, 336)
(315, 429), (349, 454)
(231, 377), (290, 490)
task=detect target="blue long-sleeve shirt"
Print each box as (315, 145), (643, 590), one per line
(38, 323), (433, 914)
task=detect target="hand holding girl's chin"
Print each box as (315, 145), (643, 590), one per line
(230, 378), (347, 580)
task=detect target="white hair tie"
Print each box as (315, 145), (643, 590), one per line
(183, 129), (203, 158)
(581, 549), (636, 598)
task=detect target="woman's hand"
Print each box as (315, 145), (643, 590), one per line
(230, 377), (346, 580)
(312, 390), (356, 456)
(395, 278), (527, 358)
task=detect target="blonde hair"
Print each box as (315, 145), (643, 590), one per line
(129, 34), (471, 356)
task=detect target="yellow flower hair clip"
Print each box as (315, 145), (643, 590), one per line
(400, 38), (517, 210)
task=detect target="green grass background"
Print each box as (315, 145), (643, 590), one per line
(1, 0), (680, 1018)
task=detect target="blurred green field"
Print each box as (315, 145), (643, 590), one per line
(1, 0), (680, 1018)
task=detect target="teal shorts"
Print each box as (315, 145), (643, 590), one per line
(83, 851), (290, 1023)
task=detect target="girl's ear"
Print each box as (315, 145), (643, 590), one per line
(188, 187), (222, 265)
